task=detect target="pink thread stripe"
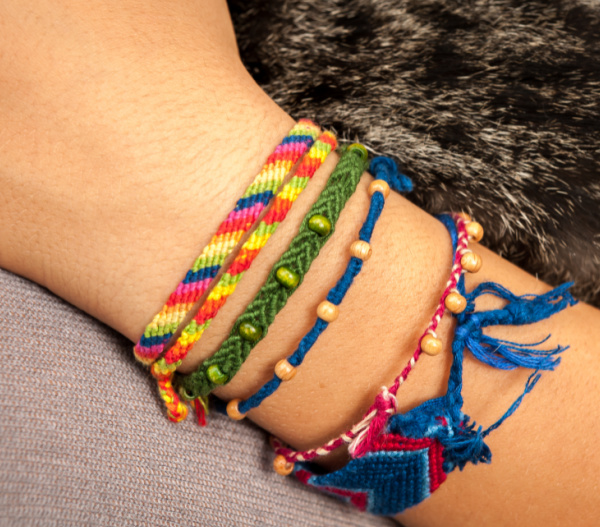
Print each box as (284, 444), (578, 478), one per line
(274, 215), (471, 463)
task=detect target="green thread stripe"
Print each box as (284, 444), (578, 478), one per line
(175, 147), (368, 398)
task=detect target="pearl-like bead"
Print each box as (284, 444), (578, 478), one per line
(445, 292), (467, 314)
(368, 179), (390, 199)
(461, 252), (482, 273)
(350, 240), (372, 261)
(206, 364), (228, 385)
(274, 359), (297, 381)
(466, 221), (484, 242)
(347, 143), (369, 162)
(457, 212), (472, 222)
(226, 398), (246, 420)
(317, 300), (339, 323)
(238, 321), (263, 343)
(275, 266), (300, 290)
(273, 455), (295, 476)
(308, 214), (332, 237)
(421, 334), (443, 356)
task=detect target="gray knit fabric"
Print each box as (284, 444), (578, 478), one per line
(0, 268), (395, 527)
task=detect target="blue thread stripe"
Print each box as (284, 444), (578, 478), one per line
(234, 191), (275, 212)
(183, 264), (220, 284)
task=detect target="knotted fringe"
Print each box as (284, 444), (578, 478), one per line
(457, 281), (576, 371)
(441, 422), (491, 471)
(441, 282), (576, 470)
(443, 371), (541, 470)
(369, 156), (413, 193)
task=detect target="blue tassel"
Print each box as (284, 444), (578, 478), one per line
(455, 281), (576, 371)
(369, 156), (413, 193)
(463, 282), (576, 326)
(441, 421), (492, 471)
(465, 333), (566, 371)
(483, 371), (541, 436)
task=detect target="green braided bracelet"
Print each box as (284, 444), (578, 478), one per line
(175, 144), (369, 399)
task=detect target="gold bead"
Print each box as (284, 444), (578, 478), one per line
(445, 292), (467, 314)
(274, 359), (297, 381)
(350, 240), (372, 261)
(461, 252), (482, 273)
(421, 334), (443, 356)
(457, 212), (472, 222)
(368, 179), (390, 199)
(317, 300), (339, 323)
(226, 398), (246, 420)
(466, 221), (484, 242)
(273, 455), (295, 476)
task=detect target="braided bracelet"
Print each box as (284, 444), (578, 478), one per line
(133, 119), (320, 366)
(175, 144), (370, 403)
(225, 157), (413, 420)
(271, 211), (472, 467)
(151, 130), (336, 422)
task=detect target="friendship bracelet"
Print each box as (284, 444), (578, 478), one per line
(226, 157), (413, 420)
(271, 210), (473, 467)
(291, 273), (575, 516)
(151, 130), (336, 421)
(133, 119), (320, 365)
(175, 144), (370, 402)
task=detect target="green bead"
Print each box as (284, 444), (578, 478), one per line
(308, 214), (332, 237)
(275, 266), (300, 290)
(207, 364), (228, 385)
(238, 321), (262, 343)
(178, 386), (196, 401)
(347, 143), (369, 162)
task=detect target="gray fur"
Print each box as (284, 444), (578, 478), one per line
(230, 0), (600, 306)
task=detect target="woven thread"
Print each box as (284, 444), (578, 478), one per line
(151, 130), (336, 421)
(293, 274), (575, 516)
(238, 158), (412, 415)
(273, 212), (468, 462)
(176, 146), (369, 399)
(134, 120), (320, 365)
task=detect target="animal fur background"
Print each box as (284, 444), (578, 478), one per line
(229, 0), (600, 307)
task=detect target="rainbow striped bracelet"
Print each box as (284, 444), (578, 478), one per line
(134, 119), (326, 421)
(134, 120), (320, 366)
(151, 128), (336, 422)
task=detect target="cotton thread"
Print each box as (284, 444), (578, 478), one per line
(234, 157), (413, 417)
(175, 144), (370, 401)
(292, 273), (575, 516)
(272, 211), (469, 463)
(151, 130), (336, 421)
(134, 120), (320, 366)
